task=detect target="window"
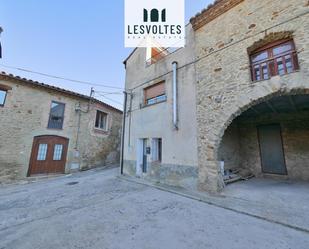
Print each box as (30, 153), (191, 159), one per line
(0, 89), (7, 106)
(250, 39), (299, 81)
(146, 47), (170, 65)
(48, 101), (65, 129)
(151, 138), (162, 162)
(95, 110), (108, 130)
(144, 81), (166, 106)
(37, 144), (48, 161)
(53, 144), (63, 161)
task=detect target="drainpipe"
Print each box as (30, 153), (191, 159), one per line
(172, 61), (178, 130)
(120, 91), (128, 175)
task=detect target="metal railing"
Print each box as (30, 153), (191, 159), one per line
(251, 50), (299, 81)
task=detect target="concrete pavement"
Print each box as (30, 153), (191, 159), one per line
(0, 167), (308, 249)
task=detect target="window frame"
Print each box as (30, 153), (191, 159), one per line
(94, 110), (108, 131)
(250, 39), (299, 81)
(47, 101), (66, 130)
(53, 144), (63, 161)
(144, 81), (167, 107)
(0, 84), (11, 107)
(37, 143), (48, 161)
(0, 89), (7, 107)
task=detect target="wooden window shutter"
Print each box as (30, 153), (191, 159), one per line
(144, 81), (165, 100)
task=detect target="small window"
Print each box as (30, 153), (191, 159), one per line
(37, 144), (48, 161)
(53, 144), (63, 161)
(144, 82), (166, 106)
(151, 138), (162, 162)
(250, 39), (299, 81)
(0, 89), (7, 106)
(95, 110), (108, 130)
(48, 101), (65, 129)
(146, 47), (170, 65)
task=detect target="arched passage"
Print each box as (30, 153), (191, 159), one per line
(217, 90), (309, 184)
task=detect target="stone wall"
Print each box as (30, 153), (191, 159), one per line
(239, 112), (309, 180)
(219, 111), (309, 181)
(0, 77), (122, 183)
(193, 0), (309, 191)
(217, 122), (240, 170)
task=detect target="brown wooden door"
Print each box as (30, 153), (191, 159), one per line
(28, 136), (69, 176)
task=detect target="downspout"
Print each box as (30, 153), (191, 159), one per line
(120, 91), (128, 175)
(172, 61), (178, 130)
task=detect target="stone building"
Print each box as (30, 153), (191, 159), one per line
(122, 0), (309, 192)
(0, 72), (122, 183)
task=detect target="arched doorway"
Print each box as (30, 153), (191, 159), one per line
(218, 93), (309, 184)
(28, 135), (69, 176)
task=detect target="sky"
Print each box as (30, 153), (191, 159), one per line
(0, 0), (213, 110)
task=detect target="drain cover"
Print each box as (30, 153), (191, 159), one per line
(66, 181), (79, 185)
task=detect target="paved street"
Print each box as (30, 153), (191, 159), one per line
(0, 167), (308, 249)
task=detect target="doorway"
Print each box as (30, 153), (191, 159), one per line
(28, 135), (69, 176)
(142, 138), (148, 173)
(258, 124), (287, 175)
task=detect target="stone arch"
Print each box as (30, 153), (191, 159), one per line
(247, 31), (294, 54)
(215, 87), (309, 162)
(198, 83), (309, 193)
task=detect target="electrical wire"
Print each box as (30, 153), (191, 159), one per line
(94, 92), (123, 105)
(0, 63), (124, 90)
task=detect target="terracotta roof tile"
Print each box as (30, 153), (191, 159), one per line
(0, 71), (122, 114)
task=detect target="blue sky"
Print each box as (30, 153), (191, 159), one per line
(0, 0), (212, 109)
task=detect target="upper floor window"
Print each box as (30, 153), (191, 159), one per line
(95, 110), (108, 130)
(0, 84), (11, 107)
(146, 47), (170, 65)
(0, 89), (7, 106)
(48, 101), (65, 129)
(250, 39), (299, 81)
(144, 81), (166, 106)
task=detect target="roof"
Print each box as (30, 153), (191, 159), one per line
(0, 71), (123, 114)
(190, 0), (244, 30)
(123, 48), (137, 67)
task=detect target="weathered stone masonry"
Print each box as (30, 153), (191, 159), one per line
(0, 72), (122, 183)
(192, 0), (309, 191)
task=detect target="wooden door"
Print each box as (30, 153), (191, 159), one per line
(28, 136), (69, 176)
(258, 124), (287, 175)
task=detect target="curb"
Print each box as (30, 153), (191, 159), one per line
(118, 175), (309, 234)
